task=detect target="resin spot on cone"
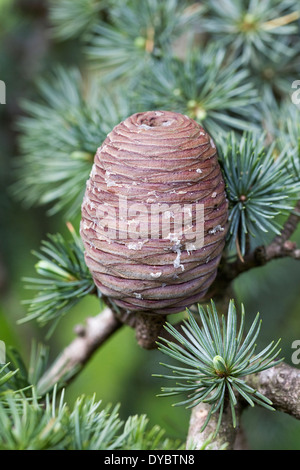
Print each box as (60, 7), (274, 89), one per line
(80, 110), (228, 314)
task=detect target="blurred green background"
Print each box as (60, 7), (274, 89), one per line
(0, 0), (300, 450)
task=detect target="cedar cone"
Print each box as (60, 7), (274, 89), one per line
(80, 111), (228, 315)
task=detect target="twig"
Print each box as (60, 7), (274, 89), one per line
(36, 305), (182, 393)
(247, 362), (300, 420)
(37, 307), (122, 395)
(262, 11), (300, 30)
(218, 201), (300, 286)
(187, 401), (243, 450)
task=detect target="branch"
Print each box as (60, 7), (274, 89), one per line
(36, 305), (175, 394)
(187, 401), (242, 450)
(37, 307), (122, 395)
(216, 201), (300, 287)
(247, 362), (300, 420)
(270, 200), (300, 246)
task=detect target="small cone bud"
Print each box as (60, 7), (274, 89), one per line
(213, 355), (228, 376)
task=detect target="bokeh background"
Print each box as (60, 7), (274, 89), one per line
(0, 0), (300, 450)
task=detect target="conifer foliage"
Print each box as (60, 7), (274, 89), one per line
(4, 0), (300, 450)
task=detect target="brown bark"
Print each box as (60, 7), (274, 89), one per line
(247, 363), (300, 419)
(187, 401), (243, 450)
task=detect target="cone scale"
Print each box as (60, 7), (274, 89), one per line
(80, 111), (228, 315)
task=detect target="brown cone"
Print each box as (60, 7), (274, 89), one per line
(80, 110), (228, 315)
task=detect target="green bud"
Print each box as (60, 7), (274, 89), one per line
(173, 88), (182, 97)
(213, 355), (228, 376)
(35, 260), (75, 281)
(243, 13), (256, 25)
(187, 99), (197, 109)
(195, 108), (207, 121)
(134, 36), (146, 49)
(70, 151), (93, 162)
